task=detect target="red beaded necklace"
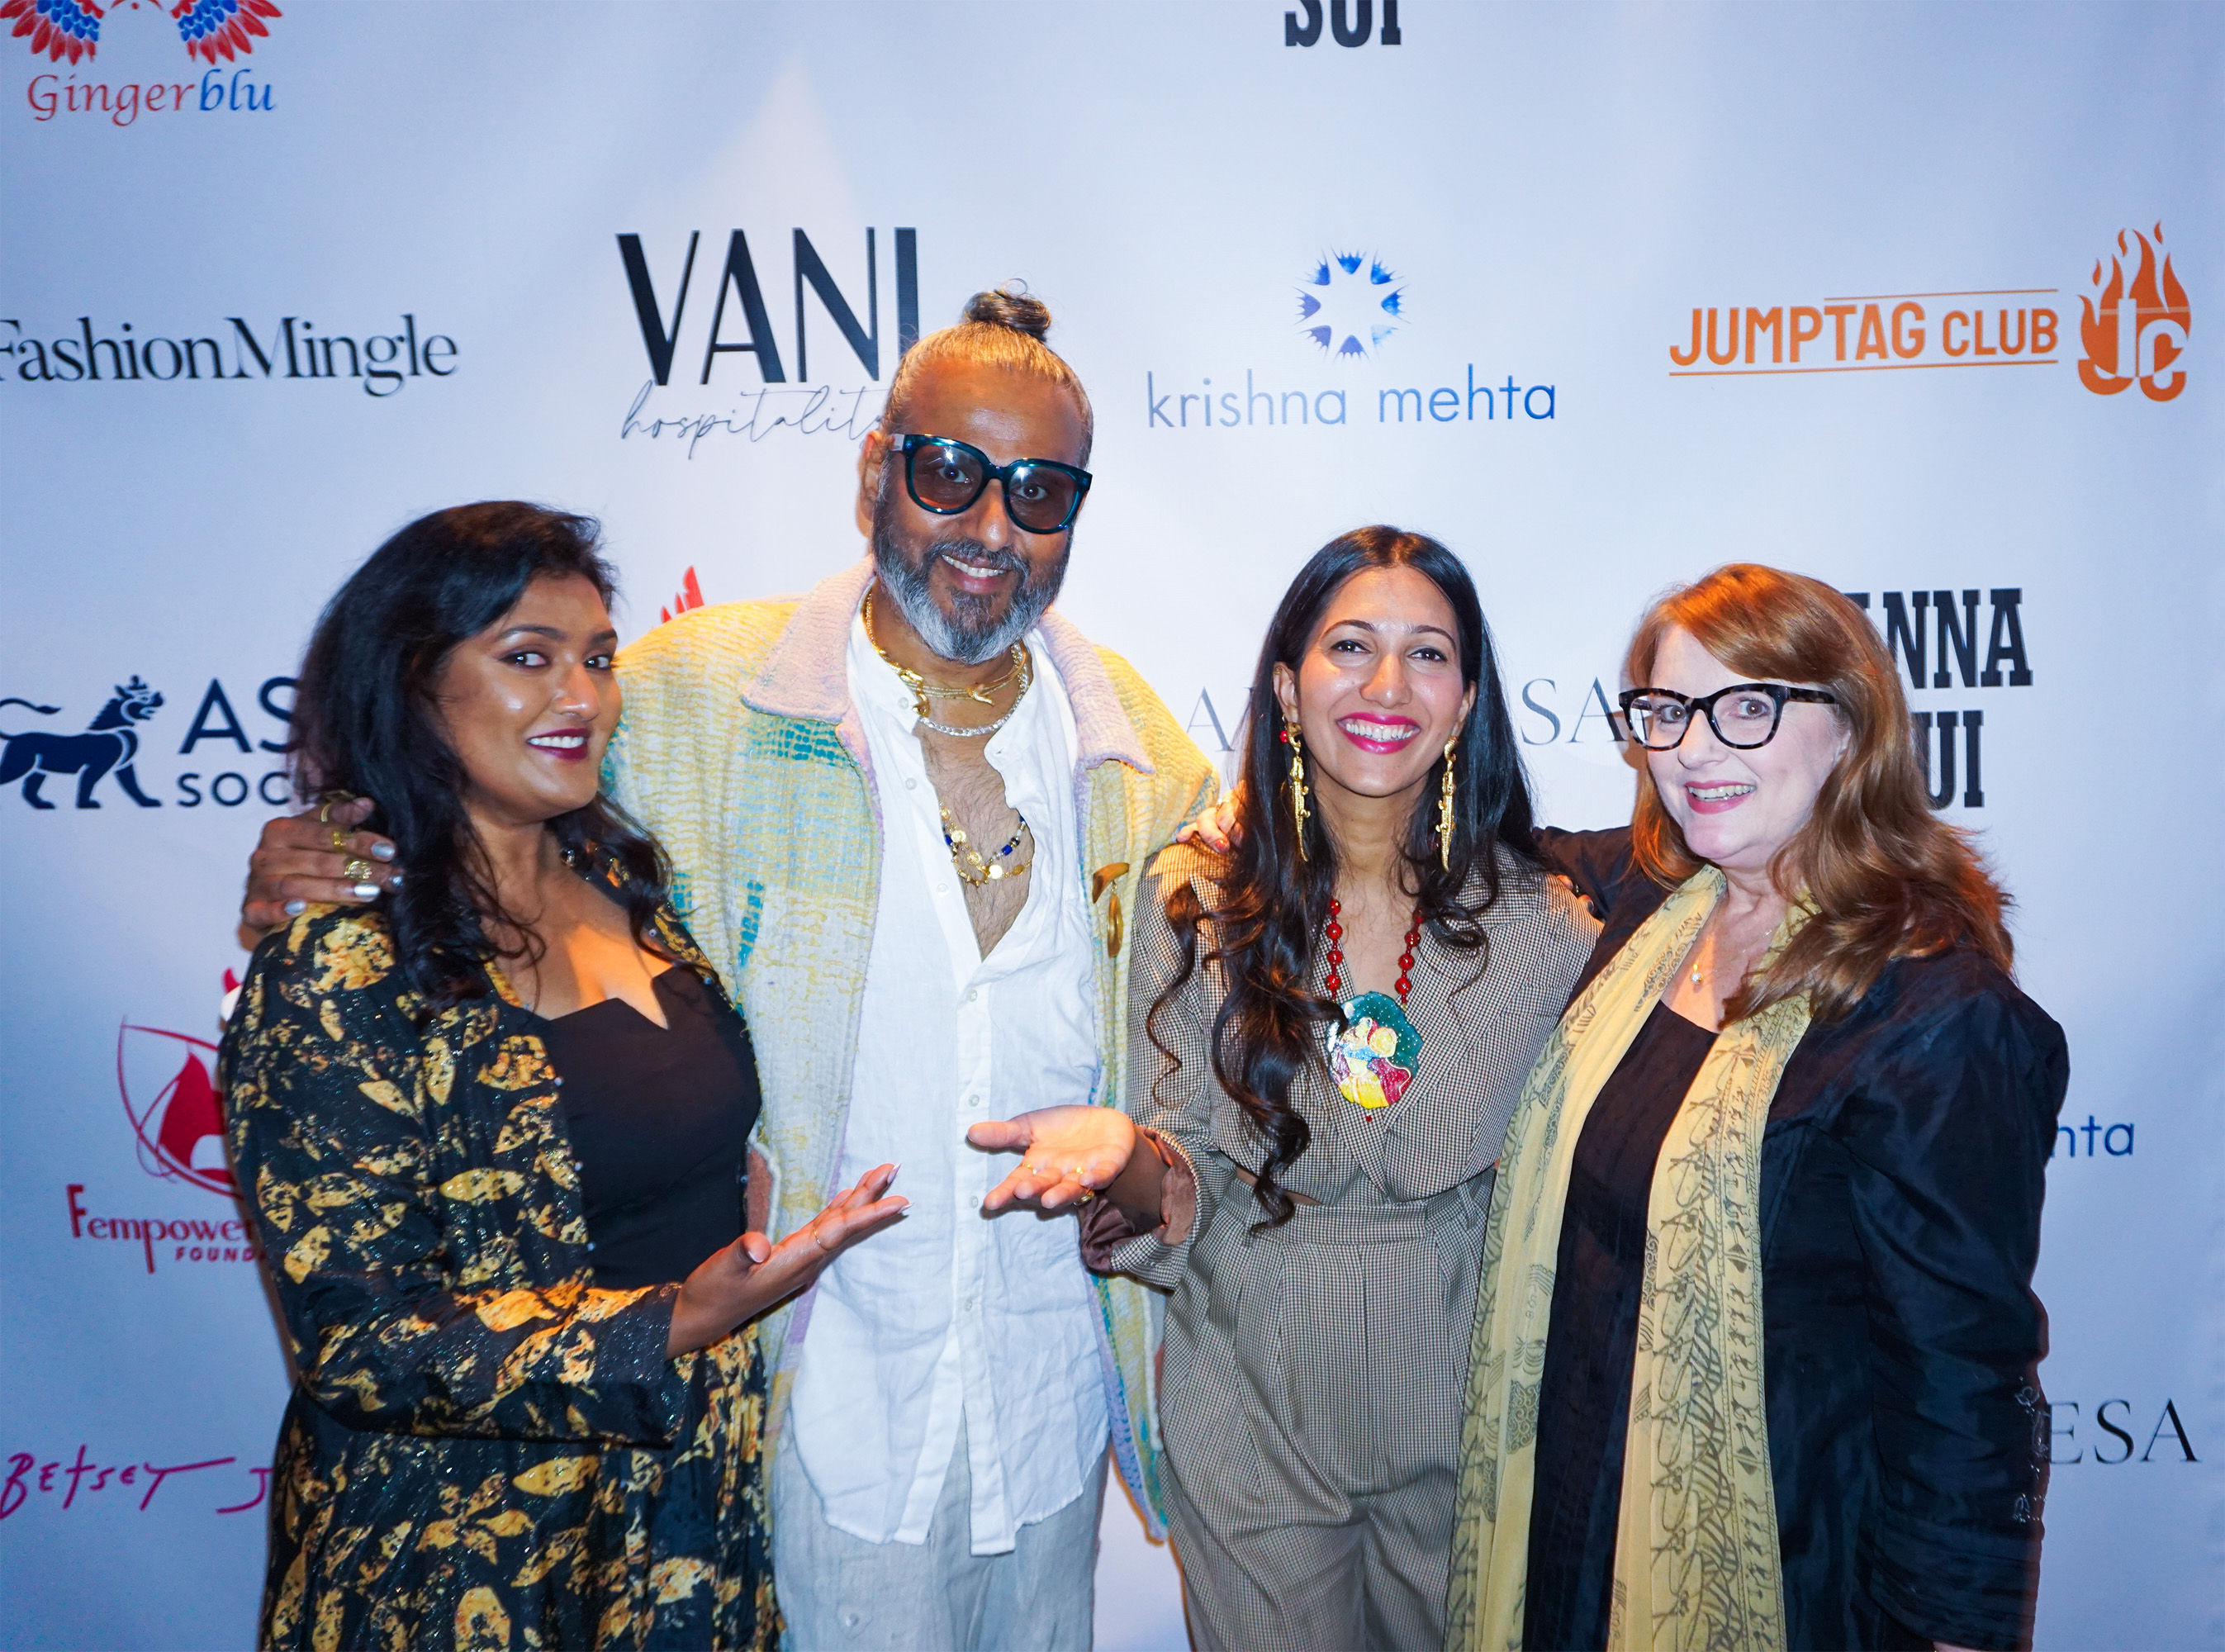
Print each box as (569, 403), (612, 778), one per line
(1323, 897), (1424, 1004)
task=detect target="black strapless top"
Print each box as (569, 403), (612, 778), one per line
(532, 966), (761, 1289)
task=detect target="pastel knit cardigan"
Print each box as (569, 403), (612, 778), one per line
(606, 558), (1218, 1533)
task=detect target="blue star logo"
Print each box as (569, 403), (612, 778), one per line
(1297, 252), (1407, 359)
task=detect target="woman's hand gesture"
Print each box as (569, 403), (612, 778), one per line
(969, 1107), (1139, 1214)
(1174, 787), (1243, 855)
(667, 1164), (906, 1356)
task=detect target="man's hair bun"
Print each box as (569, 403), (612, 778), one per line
(963, 285), (1053, 340)
(882, 282), (1091, 461)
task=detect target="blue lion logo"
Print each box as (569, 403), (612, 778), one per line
(0, 677), (165, 809)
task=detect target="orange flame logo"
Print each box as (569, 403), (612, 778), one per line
(2078, 223), (2190, 401)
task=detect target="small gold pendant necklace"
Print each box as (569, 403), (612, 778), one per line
(863, 590), (1031, 737)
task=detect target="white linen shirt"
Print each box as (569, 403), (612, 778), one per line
(784, 611), (1110, 1556)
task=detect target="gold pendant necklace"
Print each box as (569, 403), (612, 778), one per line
(863, 590), (1030, 733)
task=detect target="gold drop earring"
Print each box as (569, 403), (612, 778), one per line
(1281, 717), (1311, 858)
(1436, 735), (1458, 871)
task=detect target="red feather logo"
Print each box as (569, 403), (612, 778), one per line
(2, 0), (281, 64)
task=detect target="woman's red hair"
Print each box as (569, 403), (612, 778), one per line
(1627, 563), (2012, 1023)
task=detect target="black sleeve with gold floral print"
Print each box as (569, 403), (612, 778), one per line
(225, 907), (686, 1442)
(221, 903), (777, 1652)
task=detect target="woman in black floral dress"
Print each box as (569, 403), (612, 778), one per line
(221, 502), (905, 1650)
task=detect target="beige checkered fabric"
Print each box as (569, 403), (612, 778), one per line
(1098, 844), (1596, 1650)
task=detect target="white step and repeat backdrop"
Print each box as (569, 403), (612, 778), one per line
(2, 4), (2218, 1648)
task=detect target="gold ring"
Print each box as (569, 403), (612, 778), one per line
(318, 792), (358, 849)
(344, 857), (375, 882)
(1073, 1189), (1097, 1205)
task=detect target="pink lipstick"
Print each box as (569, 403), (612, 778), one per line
(1335, 714), (1422, 755)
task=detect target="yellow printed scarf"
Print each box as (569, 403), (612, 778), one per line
(1445, 867), (1813, 1652)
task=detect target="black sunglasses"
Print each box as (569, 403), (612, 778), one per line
(1617, 682), (1838, 750)
(889, 434), (1093, 535)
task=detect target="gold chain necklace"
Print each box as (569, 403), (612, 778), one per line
(942, 807), (1033, 885)
(862, 590), (1030, 735)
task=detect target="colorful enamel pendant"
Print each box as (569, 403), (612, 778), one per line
(1327, 990), (1424, 1110)
(1321, 899), (1426, 1109)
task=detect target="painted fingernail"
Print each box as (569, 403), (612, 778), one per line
(370, 843), (396, 862)
(283, 900), (306, 916)
(387, 871), (404, 888)
(350, 883), (379, 900)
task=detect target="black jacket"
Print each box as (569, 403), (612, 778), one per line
(1539, 827), (2068, 1652)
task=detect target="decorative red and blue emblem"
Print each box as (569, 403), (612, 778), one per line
(171, 0), (278, 64)
(2, 0), (280, 65)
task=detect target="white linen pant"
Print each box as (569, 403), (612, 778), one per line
(772, 1419), (1107, 1652)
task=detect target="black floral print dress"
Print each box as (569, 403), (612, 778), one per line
(220, 898), (777, 1652)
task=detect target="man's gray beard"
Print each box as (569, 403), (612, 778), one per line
(871, 514), (1069, 667)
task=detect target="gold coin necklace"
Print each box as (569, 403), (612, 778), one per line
(942, 808), (1032, 885)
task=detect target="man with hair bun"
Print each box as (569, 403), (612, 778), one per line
(242, 288), (1217, 1649)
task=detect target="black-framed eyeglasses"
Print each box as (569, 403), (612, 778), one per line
(889, 433), (1093, 535)
(1616, 682), (1838, 750)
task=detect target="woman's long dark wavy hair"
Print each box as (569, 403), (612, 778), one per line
(289, 501), (671, 1008)
(1149, 526), (1543, 1225)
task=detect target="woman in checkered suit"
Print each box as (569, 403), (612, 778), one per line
(971, 527), (1596, 1650)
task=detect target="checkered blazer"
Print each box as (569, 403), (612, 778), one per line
(1105, 842), (1599, 1288)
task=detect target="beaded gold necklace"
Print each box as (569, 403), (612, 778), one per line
(941, 807), (1032, 886)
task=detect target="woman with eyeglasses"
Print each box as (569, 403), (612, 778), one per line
(1446, 563), (2066, 1652)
